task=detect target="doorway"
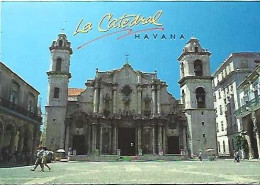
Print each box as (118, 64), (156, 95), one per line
(118, 128), (135, 156)
(72, 135), (86, 155)
(168, 136), (180, 154)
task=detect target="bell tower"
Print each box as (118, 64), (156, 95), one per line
(45, 33), (73, 151)
(178, 37), (217, 157)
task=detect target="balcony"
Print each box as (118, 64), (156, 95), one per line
(0, 97), (42, 123)
(235, 98), (260, 118)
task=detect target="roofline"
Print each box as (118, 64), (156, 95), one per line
(0, 62), (40, 94)
(237, 65), (260, 89)
(212, 52), (260, 76)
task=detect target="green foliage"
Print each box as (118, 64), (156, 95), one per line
(235, 134), (248, 151)
(94, 149), (100, 156)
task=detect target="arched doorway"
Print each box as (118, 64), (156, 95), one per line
(247, 119), (259, 159)
(118, 127), (136, 156)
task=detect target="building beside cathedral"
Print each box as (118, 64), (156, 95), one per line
(235, 65), (260, 159)
(0, 62), (42, 164)
(44, 33), (217, 157)
(213, 53), (260, 157)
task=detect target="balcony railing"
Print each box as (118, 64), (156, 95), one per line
(0, 97), (42, 123)
(235, 97), (260, 117)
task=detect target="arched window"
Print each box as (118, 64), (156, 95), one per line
(182, 90), (185, 106)
(54, 87), (60, 98)
(194, 46), (198, 52)
(194, 60), (203, 76)
(181, 63), (184, 77)
(196, 87), (205, 108)
(56, 58), (62, 71)
(59, 40), (63, 47)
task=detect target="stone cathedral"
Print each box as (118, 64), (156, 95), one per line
(44, 33), (217, 157)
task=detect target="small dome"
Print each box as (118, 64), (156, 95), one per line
(183, 37), (205, 53)
(49, 33), (73, 54)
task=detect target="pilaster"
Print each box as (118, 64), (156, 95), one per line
(157, 85), (161, 115)
(99, 125), (103, 154)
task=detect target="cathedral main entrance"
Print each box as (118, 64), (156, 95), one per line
(118, 128), (135, 156)
(168, 136), (180, 154)
(72, 135), (85, 155)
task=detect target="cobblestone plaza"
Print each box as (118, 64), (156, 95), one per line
(0, 160), (259, 184)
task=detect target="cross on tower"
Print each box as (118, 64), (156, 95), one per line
(125, 53), (129, 64)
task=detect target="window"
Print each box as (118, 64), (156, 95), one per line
(201, 111), (204, 115)
(54, 87), (60, 98)
(59, 40), (63, 47)
(196, 87), (206, 108)
(230, 85), (233, 92)
(56, 58), (62, 71)
(202, 121), (205, 126)
(10, 81), (20, 104)
(216, 122), (219, 132)
(221, 121), (224, 131)
(218, 142), (220, 152)
(220, 105), (223, 115)
(203, 133), (205, 138)
(194, 60), (203, 76)
(181, 63), (184, 77)
(223, 141), (226, 153)
(218, 90), (221, 99)
(182, 90), (185, 106)
(194, 46), (198, 52)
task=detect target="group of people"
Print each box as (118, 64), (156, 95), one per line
(31, 146), (51, 172)
(234, 149), (242, 162)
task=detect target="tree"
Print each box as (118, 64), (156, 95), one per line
(234, 134), (248, 152)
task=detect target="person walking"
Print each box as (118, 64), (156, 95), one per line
(199, 151), (203, 161)
(42, 146), (51, 171)
(31, 146), (44, 172)
(233, 150), (237, 162)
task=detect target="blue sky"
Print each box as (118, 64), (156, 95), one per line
(1, 2), (260, 116)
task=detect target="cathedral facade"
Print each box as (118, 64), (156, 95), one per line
(44, 33), (217, 157)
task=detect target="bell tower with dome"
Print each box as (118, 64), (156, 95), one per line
(45, 33), (73, 151)
(178, 37), (217, 157)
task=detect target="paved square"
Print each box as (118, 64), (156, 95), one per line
(0, 160), (260, 184)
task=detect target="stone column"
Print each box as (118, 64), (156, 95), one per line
(152, 125), (155, 155)
(151, 85), (156, 115)
(138, 125), (142, 155)
(245, 135), (255, 159)
(113, 87), (117, 114)
(137, 87), (142, 114)
(92, 124), (96, 152)
(99, 89), (104, 114)
(0, 126), (5, 154)
(65, 124), (70, 153)
(17, 132), (24, 153)
(99, 126), (103, 154)
(158, 124), (162, 155)
(251, 112), (260, 159)
(87, 126), (91, 154)
(108, 127), (112, 154)
(183, 127), (187, 153)
(163, 125), (166, 155)
(113, 124), (117, 154)
(93, 86), (99, 113)
(9, 130), (16, 154)
(157, 85), (161, 115)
